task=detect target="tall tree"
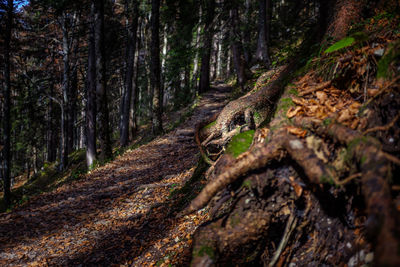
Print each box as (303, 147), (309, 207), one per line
(2, 0), (13, 207)
(86, 1), (97, 167)
(60, 11), (71, 170)
(94, 0), (112, 160)
(120, 0), (139, 147)
(150, 0), (163, 135)
(230, 1), (248, 91)
(255, 0), (271, 66)
(198, 0), (215, 94)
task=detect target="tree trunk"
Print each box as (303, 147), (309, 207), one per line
(46, 82), (57, 162)
(120, 0), (139, 147)
(129, 19), (141, 139)
(151, 0), (163, 135)
(230, 5), (248, 91)
(86, 1), (97, 168)
(327, 0), (363, 39)
(198, 0), (215, 94)
(191, 5), (202, 90)
(94, 0), (112, 160)
(60, 12), (70, 170)
(2, 0), (13, 208)
(255, 0), (271, 66)
(243, 0), (252, 64)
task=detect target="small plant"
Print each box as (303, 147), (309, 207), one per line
(324, 37), (355, 54)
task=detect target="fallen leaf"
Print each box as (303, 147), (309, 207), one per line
(337, 109), (352, 123)
(287, 126), (307, 138)
(286, 106), (302, 118)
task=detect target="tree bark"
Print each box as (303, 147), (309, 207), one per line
(2, 0), (13, 207)
(60, 12), (70, 170)
(120, 0), (139, 147)
(151, 0), (163, 135)
(94, 0), (112, 160)
(198, 0), (215, 94)
(230, 4), (248, 91)
(46, 81), (57, 162)
(327, 0), (363, 39)
(255, 0), (271, 66)
(86, 1), (97, 168)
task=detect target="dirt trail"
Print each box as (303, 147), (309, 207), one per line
(0, 85), (230, 266)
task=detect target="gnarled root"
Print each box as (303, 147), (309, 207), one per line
(293, 117), (400, 266)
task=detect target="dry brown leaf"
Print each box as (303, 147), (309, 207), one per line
(287, 106), (302, 118)
(286, 126), (307, 138)
(316, 91), (327, 104)
(337, 109), (352, 123)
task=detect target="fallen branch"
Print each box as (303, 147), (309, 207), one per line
(363, 112), (400, 135)
(298, 80), (332, 96)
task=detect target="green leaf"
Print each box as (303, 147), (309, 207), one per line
(324, 37), (355, 54)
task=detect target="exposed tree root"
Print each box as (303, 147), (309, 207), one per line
(293, 117), (400, 266)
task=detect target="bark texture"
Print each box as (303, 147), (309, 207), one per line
(120, 0), (139, 147)
(2, 0), (13, 207)
(86, 1), (97, 168)
(198, 0), (215, 94)
(94, 0), (112, 160)
(151, 0), (163, 135)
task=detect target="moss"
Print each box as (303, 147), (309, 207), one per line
(377, 40), (400, 79)
(320, 174), (334, 185)
(242, 180), (252, 190)
(288, 88), (298, 96)
(203, 120), (216, 130)
(226, 130), (255, 158)
(323, 118), (333, 126)
(277, 97), (295, 113)
(195, 245), (215, 259)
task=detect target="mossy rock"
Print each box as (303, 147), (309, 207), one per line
(226, 130), (255, 158)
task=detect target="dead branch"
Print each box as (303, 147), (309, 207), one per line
(363, 112), (400, 135)
(298, 80), (332, 96)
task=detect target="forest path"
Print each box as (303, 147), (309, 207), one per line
(0, 84), (231, 266)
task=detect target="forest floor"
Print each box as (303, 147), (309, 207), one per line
(0, 84), (231, 266)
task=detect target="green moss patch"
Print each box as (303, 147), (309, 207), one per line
(226, 130), (255, 158)
(203, 120), (216, 130)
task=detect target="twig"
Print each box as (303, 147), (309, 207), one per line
(298, 81), (332, 96)
(363, 113), (400, 135)
(381, 151), (400, 166)
(333, 172), (362, 185)
(269, 213), (298, 267)
(365, 75), (400, 106)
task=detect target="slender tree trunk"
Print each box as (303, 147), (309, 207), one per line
(47, 82), (57, 162)
(94, 0), (112, 160)
(243, 0), (251, 64)
(120, 0), (139, 147)
(216, 29), (223, 80)
(130, 19), (141, 139)
(192, 5), (202, 90)
(86, 1), (97, 168)
(151, 0), (163, 135)
(2, 0), (13, 207)
(255, 0), (271, 66)
(198, 0), (215, 94)
(230, 5), (248, 91)
(60, 13), (70, 170)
